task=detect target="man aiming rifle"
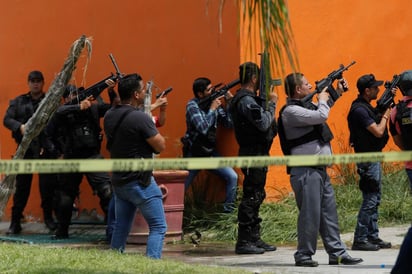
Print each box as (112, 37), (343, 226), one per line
(301, 61), (356, 107)
(66, 53), (123, 105)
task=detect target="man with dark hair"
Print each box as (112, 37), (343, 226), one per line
(182, 77), (238, 213)
(3, 70), (58, 234)
(348, 74), (393, 251)
(279, 72), (362, 267)
(230, 62), (277, 254)
(104, 73), (167, 259)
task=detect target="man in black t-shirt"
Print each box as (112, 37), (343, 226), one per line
(104, 73), (167, 259)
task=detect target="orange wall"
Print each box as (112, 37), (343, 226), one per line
(0, 0), (240, 220)
(260, 0), (412, 200)
(2, 1), (411, 219)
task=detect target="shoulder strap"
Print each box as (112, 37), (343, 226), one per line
(106, 108), (134, 151)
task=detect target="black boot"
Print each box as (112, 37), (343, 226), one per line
(251, 224), (277, 252)
(7, 220), (22, 235)
(235, 240), (265, 254)
(52, 224), (69, 239)
(44, 218), (57, 231)
(236, 226), (265, 254)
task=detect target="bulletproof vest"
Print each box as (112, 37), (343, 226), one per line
(395, 99), (412, 150)
(66, 107), (101, 151)
(277, 99), (333, 155)
(230, 89), (277, 151)
(348, 98), (389, 152)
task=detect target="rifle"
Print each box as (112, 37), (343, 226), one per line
(259, 50), (282, 110)
(197, 79), (240, 110)
(376, 74), (401, 112)
(66, 53), (123, 105)
(301, 61), (356, 107)
(155, 87), (173, 99)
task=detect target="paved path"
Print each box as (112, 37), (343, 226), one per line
(0, 221), (409, 273)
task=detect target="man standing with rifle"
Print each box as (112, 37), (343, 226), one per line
(279, 69), (362, 267)
(182, 77), (238, 213)
(230, 62), (278, 254)
(347, 73), (395, 251)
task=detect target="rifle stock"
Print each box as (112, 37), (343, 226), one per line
(66, 53), (123, 105)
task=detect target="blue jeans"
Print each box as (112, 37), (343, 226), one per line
(110, 177), (167, 259)
(354, 162), (382, 242)
(185, 166), (238, 212)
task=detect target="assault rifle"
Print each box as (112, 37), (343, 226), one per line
(376, 74), (401, 112)
(259, 50), (282, 110)
(66, 53), (123, 105)
(155, 87), (173, 99)
(198, 79), (240, 110)
(301, 61), (356, 107)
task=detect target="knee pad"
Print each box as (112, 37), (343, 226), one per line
(96, 184), (112, 200)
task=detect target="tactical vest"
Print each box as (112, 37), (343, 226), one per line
(395, 99), (412, 150)
(66, 106), (101, 152)
(277, 99), (333, 155)
(348, 98), (389, 152)
(230, 89), (277, 151)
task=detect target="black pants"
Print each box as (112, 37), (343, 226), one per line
(55, 154), (112, 230)
(11, 149), (59, 222)
(237, 166), (267, 242)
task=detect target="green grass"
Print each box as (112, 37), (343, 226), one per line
(0, 243), (249, 274)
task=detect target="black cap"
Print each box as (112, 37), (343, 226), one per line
(356, 74), (384, 93)
(28, 70), (44, 81)
(63, 85), (78, 98)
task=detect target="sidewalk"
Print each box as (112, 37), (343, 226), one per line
(0, 221), (409, 273)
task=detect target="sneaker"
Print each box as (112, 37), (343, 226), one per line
(295, 259), (319, 267)
(235, 241), (265, 254)
(352, 241), (380, 251)
(255, 239), (277, 251)
(368, 238), (392, 249)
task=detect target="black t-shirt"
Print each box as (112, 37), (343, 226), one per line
(104, 105), (159, 185)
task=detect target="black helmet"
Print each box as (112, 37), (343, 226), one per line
(63, 85), (78, 98)
(399, 70), (412, 95)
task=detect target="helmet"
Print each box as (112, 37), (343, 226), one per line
(398, 70), (412, 95)
(63, 85), (78, 98)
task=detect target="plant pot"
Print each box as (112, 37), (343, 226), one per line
(127, 170), (188, 244)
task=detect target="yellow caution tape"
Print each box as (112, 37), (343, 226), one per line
(0, 151), (411, 174)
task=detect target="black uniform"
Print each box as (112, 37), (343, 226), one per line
(230, 88), (277, 253)
(3, 92), (58, 229)
(51, 101), (113, 238)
